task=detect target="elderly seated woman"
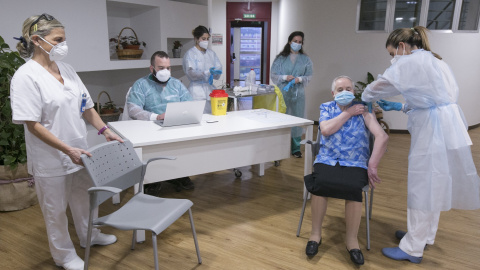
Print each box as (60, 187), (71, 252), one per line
(304, 76), (388, 265)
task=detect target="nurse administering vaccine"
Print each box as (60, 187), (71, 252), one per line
(10, 14), (123, 270)
(362, 26), (480, 264)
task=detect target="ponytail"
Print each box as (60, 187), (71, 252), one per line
(386, 26), (441, 60)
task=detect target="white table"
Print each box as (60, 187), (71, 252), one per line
(108, 109), (313, 241)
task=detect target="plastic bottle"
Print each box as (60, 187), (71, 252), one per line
(246, 69), (256, 87)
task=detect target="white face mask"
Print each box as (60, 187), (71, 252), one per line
(390, 46), (405, 65)
(38, 36), (68, 61)
(155, 69), (171, 83)
(199, 40), (209, 50)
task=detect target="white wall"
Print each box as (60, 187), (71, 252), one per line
(277, 0), (480, 129)
(0, 0), (206, 109)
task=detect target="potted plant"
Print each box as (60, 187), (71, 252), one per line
(0, 35), (37, 211)
(100, 101), (117, 114)
(172, 40), (182, 58)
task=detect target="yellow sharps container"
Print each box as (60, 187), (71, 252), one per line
(209, 89), (229, 115)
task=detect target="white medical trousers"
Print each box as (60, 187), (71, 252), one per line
(399, 208), (441, 257)
(35, 169), (100, 265)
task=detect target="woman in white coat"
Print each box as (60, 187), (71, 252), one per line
(10, 14), (123, 270)
(362, 26), (480, 264)
(182, 25), (222, 113)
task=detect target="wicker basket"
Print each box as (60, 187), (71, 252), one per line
(116, 27), (143, 60)
(97, 91), (120, 123)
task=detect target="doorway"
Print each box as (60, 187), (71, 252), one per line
(226, 2), (271, 87)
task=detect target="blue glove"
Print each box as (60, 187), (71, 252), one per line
(209, 67), (222, 75)
(283, 79), (295, 91)
(376, 99), (402, 111)
(208, 68), (222, 85)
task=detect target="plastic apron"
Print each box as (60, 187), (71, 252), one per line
(270, 53), (313, 137)
(362, 50), (480, 211)
(182, 46), (222, 113)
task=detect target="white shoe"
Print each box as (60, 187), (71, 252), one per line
(56, 256), (84, 270)
(81, 233), (117, 248)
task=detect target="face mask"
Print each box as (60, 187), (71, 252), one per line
(334, 91), (355, 106)
(154, 69), (171, 83)
(390, 46), (406, 65)
(290, 42), (302, 52)
(199, 40), (209, 50)
(38, 36), (68, 61)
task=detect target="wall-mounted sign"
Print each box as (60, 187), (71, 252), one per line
(212, 34), (223, 46)
(243, 13), (256, 19)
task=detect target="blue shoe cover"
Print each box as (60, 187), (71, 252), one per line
(382, 247), (422, 264)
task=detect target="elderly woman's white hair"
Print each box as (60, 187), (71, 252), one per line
(331, 75), (354, 92)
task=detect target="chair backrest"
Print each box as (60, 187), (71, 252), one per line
(120, 87), (132, 121)
(81, 140), (143, 207)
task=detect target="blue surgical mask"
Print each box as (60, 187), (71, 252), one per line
(334, 91), (355, 106)
(290, 42), (302, 52)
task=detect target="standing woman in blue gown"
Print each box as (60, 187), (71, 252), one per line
(271, 31), (313, 158)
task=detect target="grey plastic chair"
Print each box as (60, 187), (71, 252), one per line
(81, 140), (202, 270)
(296, 126), (374, 250)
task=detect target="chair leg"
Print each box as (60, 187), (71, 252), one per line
(131, 230), (137, 250)
(364, 190), (371, 251)
(296, 189), (309, 237)
(152, 232), (159, 270)
(369, 189), (374, 220)
(188, 209), (202, 264)
(84, 215), (94, 270)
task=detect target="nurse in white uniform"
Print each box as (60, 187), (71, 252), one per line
(10, 14), (123, 270)
(362, 26), (480, 264)
(182, 25), (222, 113)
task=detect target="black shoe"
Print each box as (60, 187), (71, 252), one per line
(347, 248), (364, 265)
(395, 230), (427, 249)
(305, 239), (321, 256)
(395, 230), (407, 240)
(169, 177), (195, 191)
(144, 182), (162, 196)
(292, 151), (302, 158)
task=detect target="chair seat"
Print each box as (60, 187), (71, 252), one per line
(94, 193), (193, 235)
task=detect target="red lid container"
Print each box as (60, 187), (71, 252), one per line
(209, 89), (228, 98)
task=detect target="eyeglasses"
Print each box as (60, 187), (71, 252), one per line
(30, 13), (55, 33)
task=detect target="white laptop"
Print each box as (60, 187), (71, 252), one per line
(154, 100), (206, 127)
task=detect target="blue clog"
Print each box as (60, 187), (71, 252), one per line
(382, 247), (422, 264)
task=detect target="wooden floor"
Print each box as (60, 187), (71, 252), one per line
(2, 127), (480, 270)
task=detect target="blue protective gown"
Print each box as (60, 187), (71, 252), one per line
(271, 53), (313, 153)
(182, 46), (222, 113)
(127, 74), (192, 120)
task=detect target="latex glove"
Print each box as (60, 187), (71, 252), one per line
(208, 74), (214, 85)
(209, 67), (222, 75)
(283, 79), (295, 91)
(377, 99), (402, 111)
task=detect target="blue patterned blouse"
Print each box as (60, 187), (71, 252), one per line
(314, 101), (370, 169)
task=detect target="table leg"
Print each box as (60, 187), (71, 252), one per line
(258, 163), (265, 176)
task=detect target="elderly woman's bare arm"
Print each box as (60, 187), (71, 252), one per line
(363, 112), (389, 188)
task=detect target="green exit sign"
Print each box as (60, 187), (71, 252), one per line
(243, 14), (256, 19)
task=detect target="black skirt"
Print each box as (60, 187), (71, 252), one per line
(304, 162), (368, 202)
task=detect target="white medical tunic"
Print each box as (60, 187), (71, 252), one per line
(362, 49), (480, 212)
(11, 60), (94, 177)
